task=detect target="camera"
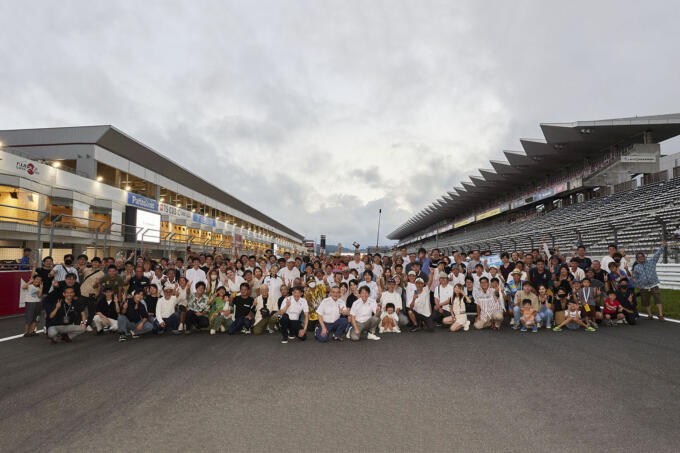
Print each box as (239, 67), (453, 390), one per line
(353, 241), (360, 249)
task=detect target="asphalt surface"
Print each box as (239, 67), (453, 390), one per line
(1, 316), (679, 453)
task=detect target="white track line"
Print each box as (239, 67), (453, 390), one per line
(0, 328), (45, 343)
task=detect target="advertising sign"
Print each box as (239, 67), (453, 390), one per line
(476, 207), (501, 221)
(127, 192), (158, 212)
(483, 254), (503, 269)
(454, 216), (475, 229)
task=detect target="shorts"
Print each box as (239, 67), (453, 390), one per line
(603, 311), (618, 318)
(24, 302), (42, 324)
(640, 286), (661, 307)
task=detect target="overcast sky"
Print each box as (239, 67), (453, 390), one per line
(1, 0), (679, 246)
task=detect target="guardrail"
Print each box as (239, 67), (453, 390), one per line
(658, 264), (680, 290)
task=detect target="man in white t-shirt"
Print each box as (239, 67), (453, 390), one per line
(315, 287), (349, 342)
(347, 252), (365, 275)
(277, 286), (308, 343)
(279, 259), (301, 287)
(348, 286), (381, 341)
(448, 265), (466, 287)
(600, 244), (628, 273)
(407, 278), (433, 332)
(357, 270), (379, 300)
(431, 274), (453, 325)
(185, 257), (207, 294)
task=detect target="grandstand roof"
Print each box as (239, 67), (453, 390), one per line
(388, 113), (680, 240)
(0, 125), (304, 240)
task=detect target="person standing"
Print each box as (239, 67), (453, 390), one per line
(632, 241), (667, 321)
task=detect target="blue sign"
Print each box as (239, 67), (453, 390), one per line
(192, 213), (217, 227)
(127, 193), (158, 212)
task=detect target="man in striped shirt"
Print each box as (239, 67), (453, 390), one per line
(473, 277), (505, 330)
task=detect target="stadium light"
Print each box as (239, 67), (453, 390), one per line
(52, 161), (61, 168)
(96, 176), (103, 182)
(125, 185), (131, 191)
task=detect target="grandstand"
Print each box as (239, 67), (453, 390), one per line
(388, 114), (680, 261)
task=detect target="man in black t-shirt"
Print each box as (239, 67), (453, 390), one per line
(127, 266), (150, 295)
(529, 259), (552, 289)
(228, 282), (255, 335)
(46, 287), (86, 344)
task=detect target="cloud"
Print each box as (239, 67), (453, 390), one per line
(1, 0), (679, 246)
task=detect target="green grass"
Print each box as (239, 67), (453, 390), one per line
(655, 289), (680, 319)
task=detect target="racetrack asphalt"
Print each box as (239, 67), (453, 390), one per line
(1, 316), (679, 453)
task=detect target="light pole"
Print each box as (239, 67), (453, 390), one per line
(376, 208), (382, 253)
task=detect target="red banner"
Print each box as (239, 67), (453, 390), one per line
(0, 270), (33, 317)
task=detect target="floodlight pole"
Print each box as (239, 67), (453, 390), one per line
(376, 208), (382, 253)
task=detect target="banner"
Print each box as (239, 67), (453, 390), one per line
(127, 192), (158, 212)
(0, 270), (32, 317)
(483, 254), (503, 269)
(476, 207), (501, 221)
(454, 216), (475, 229)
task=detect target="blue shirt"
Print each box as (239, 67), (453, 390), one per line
(19, 256), (30, 270)
(419, 258), (431, 276)
(632, 246), (663, 289)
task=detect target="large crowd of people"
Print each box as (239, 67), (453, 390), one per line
(20, 239), (669, 344)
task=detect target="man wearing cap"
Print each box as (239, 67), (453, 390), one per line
(504, 269), (524, 310)
(315, 286), (349, 342)
(448, 265), (466, 287)
(431, 273), (453, 326)
(380, 278), (408, 328)
(156, 284), (181, 334)
(280, 258), (301, 287)
(92, 286), (119, 335)
(407, 277), (433, 332)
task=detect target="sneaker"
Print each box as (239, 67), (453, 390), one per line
(267, 328), (274, 334)
(210, 329), (216, 335)
(520, 326), (527, 332)
(184, 328), (191, 335)
(86, 325), (93, 332)
(394, 327), (401, 333)
(463, 324), (470, 332)
(333, 335), (343, 341)
(288, 336), (296, 340)
(536, 322), (541, 329)
(281, 338), (288, 344)
(219, 325), (226, 333)
(616, 319), (624, 325)
(512, 324), (520, 330)
(118, 333), (127, 342)
(378, 327), (385, 333)
(178, 324), (185, 331)
(367, 332), (381, 340)
(532, 326), (538, 333)
(244, 328), (252, 335)
(552, 327), (562, 332)
(346, 329), (351, 339)
(410, 326), (421, 332)
(240, 327), (247, 334)
(585, 326), (596, 332)
(130, 332), (140, 339)
(172, 330), (180, 335)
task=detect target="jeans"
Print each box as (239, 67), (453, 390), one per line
(413, 312), (434, 332)
(117, 315), (153, 335)
(279, 314), (307, 340)
(228, 316), (253, 335)
(430, 310), (451, 326)
(538, 306), (553, 328)
(159, 313), (180, 332)
(315, 318), (349, 342)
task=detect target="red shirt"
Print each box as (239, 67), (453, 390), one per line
(603, 299), (621, 314)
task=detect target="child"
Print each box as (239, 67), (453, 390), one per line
(519, 299), (538, 333)
(209, 286), (233, 334)
(603, 290), (624, 327)
(22, 273), (43, 337)
(443, 284), (470, 331)
(553, 300), (596, 332)
(379, 303), (401, 333)
(575, 278), (601, 328)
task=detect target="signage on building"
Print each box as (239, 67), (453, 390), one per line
(621, 154), (657, 163)
(476, 207), (501, 221)
(15, 161), (40, 176)
(127, 192), (158, 212)
(193, 212), (217, 227)
(454, 216), (475, 229)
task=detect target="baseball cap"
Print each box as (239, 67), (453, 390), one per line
(408, 270), (416, 276)
(287, 258), (295, 263)
(415, 277), (424, 283)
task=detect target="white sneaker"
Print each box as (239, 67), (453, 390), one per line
(463, 323), (470, 331)
(536, 322), (541, 329)
(86, 326), (93, 332)
(178, 324), (184, 332)
(219, 325), (226, 333)
(378, 327), (385, 333)
(210, 329), (216, 335)
(367, 332), (381, 340)
(346, 329), (351, 339)
(267, 328), (274, 334)
(394, 327), (401, 333)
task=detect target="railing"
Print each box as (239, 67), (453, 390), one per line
(658, 264), (680, 290)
